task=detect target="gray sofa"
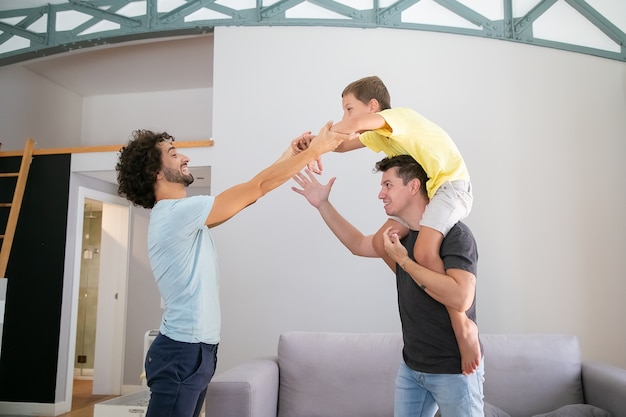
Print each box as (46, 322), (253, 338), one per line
(205, 332), (626, 417)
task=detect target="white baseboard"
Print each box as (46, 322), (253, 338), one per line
(0, 399), (70, 416)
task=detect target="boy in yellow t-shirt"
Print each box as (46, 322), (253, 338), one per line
(293, 76), (479, 375)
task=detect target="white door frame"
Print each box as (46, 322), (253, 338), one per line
(65, 187), (130, 400)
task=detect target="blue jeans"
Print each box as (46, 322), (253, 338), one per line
(145, 333), (218, 417)
(394, 359), (484, 417)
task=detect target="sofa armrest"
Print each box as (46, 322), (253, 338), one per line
(205, 357), (279, 417)
(582, 360), (626, 417)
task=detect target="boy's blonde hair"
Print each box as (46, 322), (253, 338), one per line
(342, 76), (391, 110)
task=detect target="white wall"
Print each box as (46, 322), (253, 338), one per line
(81, 88), (213, 145)
(1, 24), (625, 393)
(0, 66), (82, 150)
(209, 26), (626, 373)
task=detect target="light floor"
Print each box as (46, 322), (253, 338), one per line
(50, 379), (118, 417)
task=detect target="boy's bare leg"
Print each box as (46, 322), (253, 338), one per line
(414, 226), (481, 375)
(374, 218), (409, 270)
(413, 226), (445, 272)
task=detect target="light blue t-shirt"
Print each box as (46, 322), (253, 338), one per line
(147, 195), (220, 344)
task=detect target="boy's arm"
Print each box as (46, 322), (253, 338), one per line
(330, 112), (386, 153)
(205, 122), (345, 227)
(331, 112), (386, 134)
(332, 136), (365, 153)
(289, 112), (385, 157)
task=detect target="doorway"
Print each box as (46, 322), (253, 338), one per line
(74, 199), (102, 380)
(70, 187), (130, 398)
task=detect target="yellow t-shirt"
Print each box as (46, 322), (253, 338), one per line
(359, 107), (469, 199)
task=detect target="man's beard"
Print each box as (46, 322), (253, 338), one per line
(163, 166), (194, 186)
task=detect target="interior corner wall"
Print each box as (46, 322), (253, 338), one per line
(0, 66), (82, 151)
(210, 26), (626, 373)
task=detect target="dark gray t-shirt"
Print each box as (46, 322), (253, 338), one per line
(397, 221), (479, 374)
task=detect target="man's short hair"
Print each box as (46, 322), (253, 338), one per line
(374, 155), (429, 198)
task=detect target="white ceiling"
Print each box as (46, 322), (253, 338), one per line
(20, 34), (214, 96)
(1, 2), (214, 97)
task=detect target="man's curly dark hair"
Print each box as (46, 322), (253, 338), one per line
(116, 130), (174, 209)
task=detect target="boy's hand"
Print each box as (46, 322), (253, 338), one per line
(307, 158), (323, 175)
(291, 131), (314, 156)
(308, 121), (346, 157)
(295, 121), (347, 173)
(291, 131), (324, 173)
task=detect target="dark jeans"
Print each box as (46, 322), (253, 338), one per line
(145, 333), (218, 417)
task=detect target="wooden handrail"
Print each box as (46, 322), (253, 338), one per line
(0, 139), (214, 157)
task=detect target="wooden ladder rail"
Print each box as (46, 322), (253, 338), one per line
(0, 138), (35, 278)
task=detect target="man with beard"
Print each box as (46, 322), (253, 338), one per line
(115, 124), (345, 417)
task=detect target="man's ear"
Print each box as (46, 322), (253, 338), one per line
(409, 178), (422, 195)
(155, 169), (164, 180)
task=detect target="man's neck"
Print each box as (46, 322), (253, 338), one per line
(155, 181), (187, 202)
(403, 217), (422, 231)
(398, 199), (427, 231)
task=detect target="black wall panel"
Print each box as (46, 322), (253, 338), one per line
(0, 154), (70, 402)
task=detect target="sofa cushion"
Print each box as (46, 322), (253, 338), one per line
(481, 334), (585, 417)
(435, 402), (511, 417)
(532, 404), (613, 417)
(484, 402), (513, 417)
(277, 331), (403, 417)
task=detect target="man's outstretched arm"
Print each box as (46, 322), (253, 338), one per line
(291, 169), (380, 259)
(206, 122), (346, 227)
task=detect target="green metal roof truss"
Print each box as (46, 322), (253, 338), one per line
(0, 0), (623, 66)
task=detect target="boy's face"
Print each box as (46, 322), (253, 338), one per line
(341, 93), (375, 121)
